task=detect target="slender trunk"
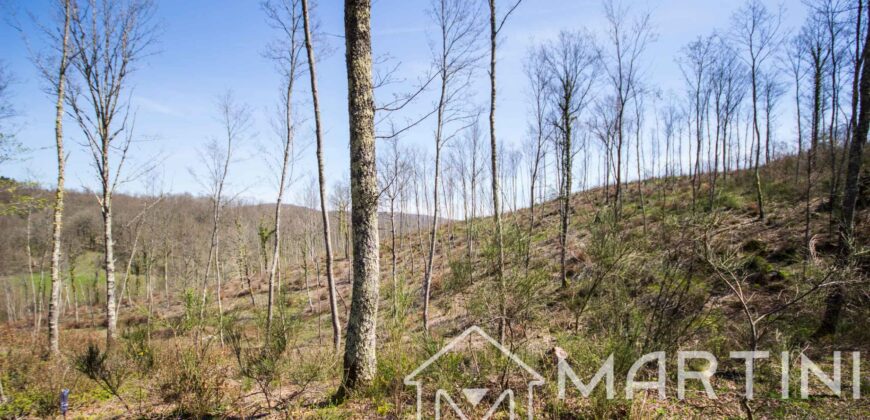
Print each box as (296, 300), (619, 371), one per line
(841, 0), (869, 249)
(693, 86), (702, 214)
(342, 0), (380, 392)
(48, 0), (71, 357)
(301, 0), (341, 350)
(489, 0), (507, 344)
(103, 191), (118, 346)
(616, 110), (625, 218)
(266, 79), (295, 336)
(26, 211), (37, 336)
(636, 117), (647, 233)
(163, 249), (170, 303)
(468, 161), (476, 283)
(795, 67), (804, 183)
(526, 138), (542, 269)
(422, 71), (447, 333)
(817, 3), (870, 337)
(215, 241), (224, 345)
(751, 60), (765, 220)
(559, 116), (572, 289)
(69, 264), (79, 324)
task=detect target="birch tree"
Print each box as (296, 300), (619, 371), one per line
(43, 0), (72, 357)
(542, 30), (599, 288)
(195, 92), (250, 344)
(421, 0), (481, 333)
(731, 0), (782, 221)
(66, 0), (156, 346)
(262, 0), (304, 336)
(487, 0), (522, 343)
(299, 0), (342, 351)
(602, 0), (654, 220)
(523, 45), (548, 267)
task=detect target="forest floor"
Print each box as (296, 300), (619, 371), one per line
(1, 157), (869, 418)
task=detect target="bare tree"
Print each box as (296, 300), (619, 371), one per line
(818, 0), (869, 337)
(330, 179), (351, 260)
(380, 136), (411, 317)
(523, 45), (548, 267)
(262, 0), (305, 336)
(786, 36), (806, 182)
(341, 0), (380, 393)
(0, 63), (18, 167)
(487, 0), (522, 342)
(45, 0), (72, 357)
(678, 35), (713, 213)
(542, 30), (599, 288)
(193, 92), (250, 347)
(731, 0), (782, 221)
(66, 0), (157, 346)
(709, 37), (747, 201)
(602, 0), (654, 220)
(298, 0), (342, 351)
(840, 2), (870, 253)
(420, 0), (481, 333)
(797, 9), (833, 266)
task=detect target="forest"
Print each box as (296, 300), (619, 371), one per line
(0, 0), (868, 418)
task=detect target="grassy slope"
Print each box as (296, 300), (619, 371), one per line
(1, 157), (869, 418)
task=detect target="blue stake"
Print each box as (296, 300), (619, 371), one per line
(60, 389), (69, 418)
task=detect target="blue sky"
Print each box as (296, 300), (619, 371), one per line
(0, 0), (805, 205)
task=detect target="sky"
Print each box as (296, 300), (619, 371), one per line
(0, 0), (806, 207)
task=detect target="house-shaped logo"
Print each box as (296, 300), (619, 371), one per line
(404, 326), (546, 419)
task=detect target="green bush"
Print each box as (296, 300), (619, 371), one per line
(158, 341), (227, 418)
(122, 325), (154, 373)
(74, 342), (133, 412)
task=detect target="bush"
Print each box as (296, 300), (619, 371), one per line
(74, 342), (133, 412)
(158, 341), (227, 418)
(444, 258), (473, 293)
(228, 321), (289, 409)
(122, 325), (154, 373)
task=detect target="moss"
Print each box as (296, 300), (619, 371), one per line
(742, 239), (768, 254)
(744, 255), (772, 274)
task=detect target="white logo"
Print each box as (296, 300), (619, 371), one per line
(404, 326), (545, 419)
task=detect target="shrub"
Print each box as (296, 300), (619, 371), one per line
(122, 325), (154, 373)
(228, 322), (289, 409)
(444, 258), (473, 293)
(158, 341), (227, 418)
(73, 343), (132, 412)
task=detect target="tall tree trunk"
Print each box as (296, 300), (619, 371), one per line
(69, 263), (79, 324)
(422, 72), (446, 334)
(26, 211), (37, 336)
(616, 110), (625, 218)
(559, 100), (573, 289)
(302, 0), (341, 350)
(751, 61), (765, 221)
(266, 78), (295, 335)
(636, 113), (647, 233)
(103, 190), (118, 346)
(489, 0), (507, 344)
(817, 3), (870, 337)
(390, 196), (398, 317)
(48, 0), (71, 357)
(795, 66), (804, 183)
(342, 0), (380, 392)
(526, 138), (542, 269)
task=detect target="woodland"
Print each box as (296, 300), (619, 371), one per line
(0, 0), (869, 418)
